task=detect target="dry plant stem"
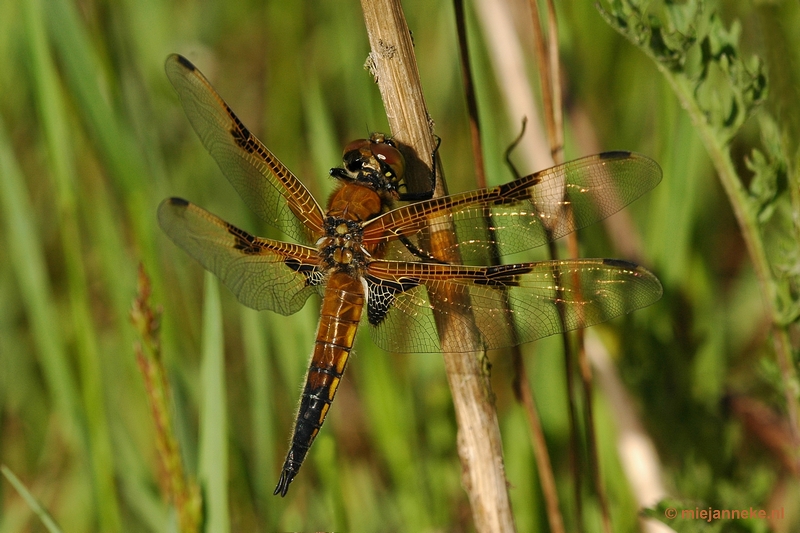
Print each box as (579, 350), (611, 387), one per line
(514, 355), (566, 533)
(549, 248), (584, 524)
(131, 265), (201, 533)
(523, 0), (563, 160)
(544, 0), (563, 163)
(577, 337), (613, 533)
(530, 1), (612, 531)
(474, 0), (551, 169)
(524, 1), (589, 529)
(528, 0), (589, 529)
(453, 3), (563, 531)
(360, 2), (516, 532)
(586, 332), (674, 533)
(451, 0), (565, 531)
(453, 0), (487, 189)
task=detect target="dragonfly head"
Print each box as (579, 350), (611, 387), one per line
(331, 133), (406, 198)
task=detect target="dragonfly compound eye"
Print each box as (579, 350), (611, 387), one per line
(341, 139), (371, 173)
(369, 139), (405, 181)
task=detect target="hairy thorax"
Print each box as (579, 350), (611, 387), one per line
(317, 182), (389, 276)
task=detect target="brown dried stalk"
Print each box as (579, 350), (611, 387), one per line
(453, 1), (566, 532)
(525, 1), (615, 531)
(131, 264), (201, 533)
(360, 2), (516, 532)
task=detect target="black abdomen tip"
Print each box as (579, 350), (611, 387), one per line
(273, 469), (296, 497)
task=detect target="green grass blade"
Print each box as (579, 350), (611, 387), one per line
(44, 0), (146, 195)
(0, 118), (79, 438)
(1, 465), (64, 533)
(199, 273), (229, 533)
(240, 308), (275, 518)
(44, 0), (154, 308)
(21, 0), (123, 528)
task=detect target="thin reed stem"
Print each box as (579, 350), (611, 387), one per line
(360, 2), (516, 531)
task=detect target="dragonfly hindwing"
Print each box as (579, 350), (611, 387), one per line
(365, 275), (420, 326)
(284, 257), (325, 287)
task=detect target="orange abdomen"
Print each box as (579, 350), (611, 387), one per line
(274, 272), (365, 495)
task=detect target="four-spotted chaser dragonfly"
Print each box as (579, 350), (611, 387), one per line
(158, 54), (663, 497)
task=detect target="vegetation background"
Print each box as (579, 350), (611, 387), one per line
(1, 0), (798, 531)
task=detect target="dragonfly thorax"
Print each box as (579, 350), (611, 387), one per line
(318, 217), (368, 274)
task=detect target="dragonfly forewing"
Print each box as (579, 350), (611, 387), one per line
(363, 151), (662, 264)
(165, 54), (326, 245)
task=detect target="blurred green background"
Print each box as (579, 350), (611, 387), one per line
(1, 0), (798, 531)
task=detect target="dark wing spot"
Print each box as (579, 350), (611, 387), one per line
(285, 258), (325, 287)
(598, 150), (632, 160)
(226, 224), (264, 254)
(602, 258), (638, 269)
(175, 54), (196, 71)
(484, 264), (534, 276)
(493, 177), (539, 204)
(168, 197), (190, 207)
(228, 108), (254, 153)
(365, 275), (419, 326)
(473, 264), (534, 287)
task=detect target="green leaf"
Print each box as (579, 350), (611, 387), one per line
(1, 465), (64, 533)
(599, 0), (767, 143)
(199, 273), (229, 533)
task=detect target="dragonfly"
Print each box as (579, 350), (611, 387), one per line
(158, 53), (663, 497)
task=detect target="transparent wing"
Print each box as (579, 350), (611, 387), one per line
(165, 54), (325, 245)
(158, 197), (323, 315)
(364, 258), (662, 353)
(362, 152), (661, 264)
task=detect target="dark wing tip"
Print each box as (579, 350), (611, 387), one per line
(598, 150), (633, 160)
(599, 150), (663, 186)
(602, 258), (638, 269)
(602, 258), (664, 301)
(167, 53), (196, 72)
(157, 198), (191, 230)
(167, 196), (190, 207)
